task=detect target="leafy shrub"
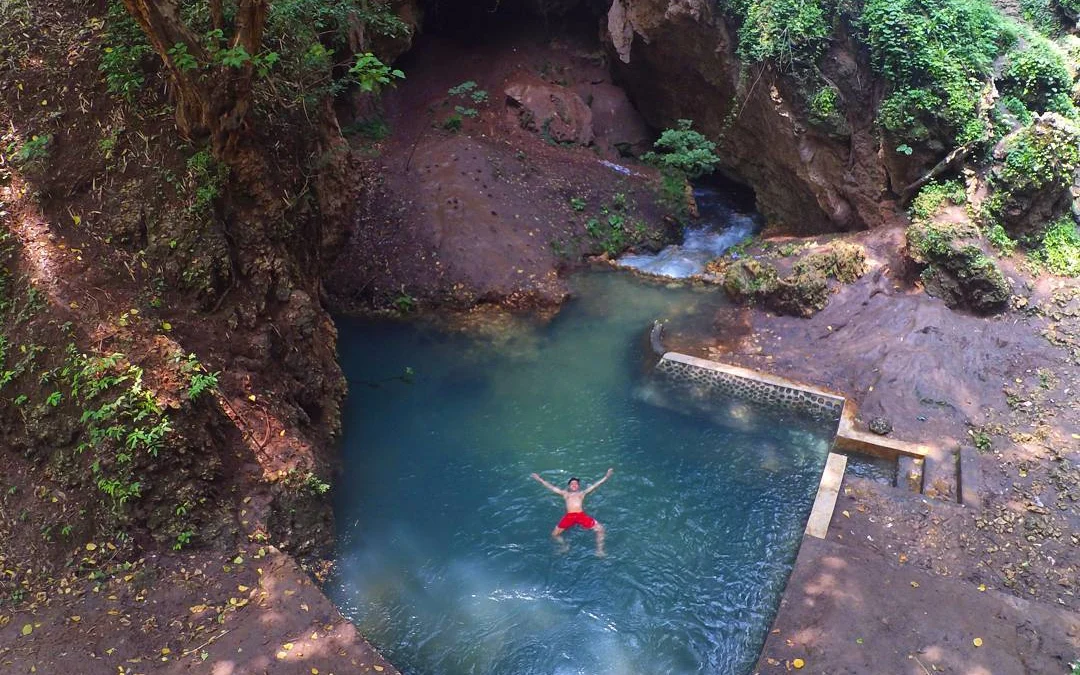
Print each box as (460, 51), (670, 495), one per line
(810, 85), (841, 121)
(1019, 0), (1062, 35)
(350, 52), (404, 94)
(736, 0), (836, 70)
(1001, 95), (1035, 125)
(1000, 40), (1075, 115)
(12, 134), (50, 167)
(100, 1), (153, 102)
(860, 0), (1016, 144)
(642, 119), (720, 180)
(185, 149), (228, 215)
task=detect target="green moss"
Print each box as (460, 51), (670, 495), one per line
(910, 180), (967, 222)
(795, 242), (869, 283)
(1032, 217), (1080, 275)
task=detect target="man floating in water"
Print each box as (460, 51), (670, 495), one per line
(530, 468), (613, 556)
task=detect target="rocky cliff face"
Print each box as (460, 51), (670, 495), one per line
(605, 0), (902, 233)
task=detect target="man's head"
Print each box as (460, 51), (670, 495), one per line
(567, 477), (580, 492)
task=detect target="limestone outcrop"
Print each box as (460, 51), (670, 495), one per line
(604, 0), (901, 234)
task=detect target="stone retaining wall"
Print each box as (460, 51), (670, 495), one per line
(655, 352), (845, 423)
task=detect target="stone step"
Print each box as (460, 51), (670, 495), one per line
(897, 455), (925, 493)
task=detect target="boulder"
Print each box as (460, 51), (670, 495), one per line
(505, 78), (594, 146)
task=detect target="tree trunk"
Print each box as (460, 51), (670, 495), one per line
(119, 0), (267, 159)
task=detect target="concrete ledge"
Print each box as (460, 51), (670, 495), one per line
(657, 352), (845, 421)
(834, 400), (931, 460)
(805, 452), (847, 539)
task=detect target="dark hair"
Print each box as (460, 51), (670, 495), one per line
(568, 477), (579, 485)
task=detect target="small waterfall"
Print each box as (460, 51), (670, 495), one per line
(617, 185), (760, 278)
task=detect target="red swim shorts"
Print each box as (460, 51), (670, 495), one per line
(557, 512), (596, 530)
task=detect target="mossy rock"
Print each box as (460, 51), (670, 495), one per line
(911, 231), (1011, 313)
(721, 257), (831, 317)
(722, 258), (779, 302)
(986, 113), (1080, 235)
(795, 242), (869, 284)
(767, 268), (830, 317)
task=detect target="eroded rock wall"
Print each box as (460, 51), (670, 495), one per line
(605, 0), (900, 233)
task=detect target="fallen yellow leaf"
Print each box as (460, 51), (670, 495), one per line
(973, 637), (983, 647)
(793, 658), (805, 669)
(85, 543), (97, 551)
(374, 667), (384, 673)
(978, 584), (987, 592)
(910, 581), (920, 588)
(21, 623), (32, 636)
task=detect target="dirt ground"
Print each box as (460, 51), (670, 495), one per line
(326, 21), (671, 311)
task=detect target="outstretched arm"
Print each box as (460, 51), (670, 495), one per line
(584, 468), (614, 495)
(531, 473), (565, 496)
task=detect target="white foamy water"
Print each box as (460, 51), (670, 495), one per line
(618, 187), (760, 278)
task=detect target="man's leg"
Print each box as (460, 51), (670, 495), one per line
(593, 521), (606, 557)
(551, 526), (568, 553)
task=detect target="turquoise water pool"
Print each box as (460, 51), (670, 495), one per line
(331, 271), (833, 675)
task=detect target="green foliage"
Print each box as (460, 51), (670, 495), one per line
(736, 0), (836, 70)
(11, 135), (50, 167)
(177, 353), (219, 401)
(860, 0), (1016, 144)
(1019, 0), (1062, 35)
(260, 0), (409, 106)
(394, 291), (416, 312)
(642, 119), (720, 180)
(1000, 40), (1075, 115)
(168, 42), (199, 72)
(442, 114), (463, 131)
(1032, 217), (1080, 275)
(569, 196), (587, 212)
(444, 81), (487, 126)
(184, 149), (228, 215)
(100, 1), (153, 102)
(343, 116), (391, 140)
(67, 350), (174, 509)
(349, 52), (404, 94)
(910, 180), (967, 222)
(985, 223), (1017, 254)
(809, 86), (840, 121)
(173, 529), (194, 550)
(1001, 95), (1035, 125)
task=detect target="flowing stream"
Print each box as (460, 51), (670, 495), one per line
(617, 185), (761, 278)
(331, 272), (834, 675)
